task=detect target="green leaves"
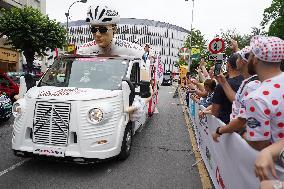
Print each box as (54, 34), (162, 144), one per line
(0, 6), (67, 71)
(261, 0), (284, 39)
(177, 28), (207, 72)
(0, 6), (67, 55)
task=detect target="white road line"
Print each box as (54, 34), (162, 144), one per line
(0, 159), (30, 177)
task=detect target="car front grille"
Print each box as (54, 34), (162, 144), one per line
(33, 102), (71, 146)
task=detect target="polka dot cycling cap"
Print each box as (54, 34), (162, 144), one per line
(250, 35), (284, 63)
(237, 46), (251, 62)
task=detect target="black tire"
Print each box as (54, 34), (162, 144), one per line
(117, 122), (133, 161)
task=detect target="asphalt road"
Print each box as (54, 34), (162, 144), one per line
(0, 84), (202, 189)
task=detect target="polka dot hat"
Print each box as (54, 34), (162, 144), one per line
(237, 46), (251, 62)
(250, 35), (284, 63)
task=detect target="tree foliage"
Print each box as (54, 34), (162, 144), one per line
(215, 27), (267, 57)
(215, 29), (250, 57)
(261, 0), (284, 39)
(0, 6), (66, 71)
(177, 28), (207, 73)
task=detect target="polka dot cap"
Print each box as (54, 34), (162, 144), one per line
(250, 35), (284, 63)
(237, 46), (251, 62)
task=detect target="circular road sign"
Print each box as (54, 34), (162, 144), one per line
(209, 38), (225, 54)
(179, 47), (190, 60)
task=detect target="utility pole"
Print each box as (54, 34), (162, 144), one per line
(65, 0), (87, 44)
(186, 0), (195, 72)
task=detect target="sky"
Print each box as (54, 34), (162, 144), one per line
(46, 0), (272, 41)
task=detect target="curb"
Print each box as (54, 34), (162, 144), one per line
(178, 88), (213, 189)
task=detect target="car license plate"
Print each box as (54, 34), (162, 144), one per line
(33, 146), (65, 157)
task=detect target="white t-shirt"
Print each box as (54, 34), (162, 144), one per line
(78, 38), (144, 58)
(230, 75), (261, 120)
(244, 72), (284, 143)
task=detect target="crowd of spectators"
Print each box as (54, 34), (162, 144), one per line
(184, 35), (284, 188)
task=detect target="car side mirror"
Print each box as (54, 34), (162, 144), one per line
(137, 80), (151, 98)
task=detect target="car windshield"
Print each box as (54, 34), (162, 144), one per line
(39, 57), (128, 90)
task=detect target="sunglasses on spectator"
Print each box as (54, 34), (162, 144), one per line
(90, 26), (111, 34)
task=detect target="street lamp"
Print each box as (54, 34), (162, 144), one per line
(185, 0), (195, 71)
(65, 0), (87, 43)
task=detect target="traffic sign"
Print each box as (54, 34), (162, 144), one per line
(178, 47), (190, 60)
(209, 38), (225, 54)
(208, 53), (225, 61)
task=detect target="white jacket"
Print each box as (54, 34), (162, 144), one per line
(78, 38), (144, 58)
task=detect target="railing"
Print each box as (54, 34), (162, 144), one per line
(187, 96), (284, 189)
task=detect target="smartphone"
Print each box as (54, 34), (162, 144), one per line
(214, 62), (222, 76)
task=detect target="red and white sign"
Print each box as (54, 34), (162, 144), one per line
(178, 47), (190, 60)
(209, 38), (225, 54)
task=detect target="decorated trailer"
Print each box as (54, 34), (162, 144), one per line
(12, 54), (158, 162)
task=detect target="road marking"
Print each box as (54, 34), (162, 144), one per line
(0, 159), (30, 177)
(179, 88), (212, 189)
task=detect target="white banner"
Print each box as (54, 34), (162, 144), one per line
(188, 98), (284, 189)
(156, 53), (163, 85)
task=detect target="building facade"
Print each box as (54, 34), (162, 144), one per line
(67, 18), (189, 72)
(0, 0), (46, 72)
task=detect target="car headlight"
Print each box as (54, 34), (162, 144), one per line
(88, 108), (103, 124)
(12, 102), (22, 117)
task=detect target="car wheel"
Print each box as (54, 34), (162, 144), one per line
(117, 122), (133, 161)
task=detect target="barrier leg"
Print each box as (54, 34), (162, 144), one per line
(189, 148), (199, 155)
(173, 87), (178, 98)
(191, 159), (203, 167)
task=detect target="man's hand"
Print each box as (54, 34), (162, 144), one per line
(190, 79), (198, 85)
(195, 68), (201, 73)
(126, 96), (147, 121)
(198, 110), (205, 118)
(255, 148), (278, 181)
(199, 60), (206, 67)
(215, 73), (227, 86)
(212, 132), (221, 142)
(229, 39), (239, 52)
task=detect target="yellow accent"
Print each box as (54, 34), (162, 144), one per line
(67, 44), (75, 53)
(0, 47), (19, 62)
(179, 65), (188, 88)
(191, 48), (200, 55)
(179, 88), (212, 189)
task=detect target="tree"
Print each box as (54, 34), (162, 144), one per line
(261, 0), (284, 39)
(215, 29), (251, 57)
(0, 6), (66, 72)
(179, 28), (207, 73)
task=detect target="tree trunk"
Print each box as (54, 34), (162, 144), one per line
(23, 50), (35, 73)
(23, 50), (36, 90)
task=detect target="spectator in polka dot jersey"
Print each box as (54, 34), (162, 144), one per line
(212, 46), (261, 142)
(244, 36), (284, 151)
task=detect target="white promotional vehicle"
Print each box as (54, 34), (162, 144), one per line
(12, 54), (155, 162)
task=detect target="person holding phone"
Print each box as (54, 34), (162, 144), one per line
(212, 46), (261, 142)
(210, 53), (243, 124)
